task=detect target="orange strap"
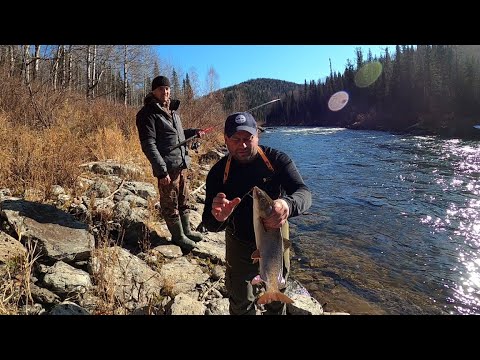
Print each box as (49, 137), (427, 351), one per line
(223, 155), (232, 184)
(223, 146), (274, 184)
(257, 146), (275, 172)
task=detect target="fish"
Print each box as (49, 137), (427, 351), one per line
(251, 186), (294, 305)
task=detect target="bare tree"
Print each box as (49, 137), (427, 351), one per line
(65, 45), (75, 90)
(8, 45), (16, 77)
(86, 45), (93, 98)
(22, 45), (30, 85)
(0, 45), (13, 76)
(117, 45), (155, 106)
(32, 45), (40, 81)
(51, 45), (63, 90)
(85, 45), (115, 99)
(206, 66), (220, 95)
(123, 45), (129, 105)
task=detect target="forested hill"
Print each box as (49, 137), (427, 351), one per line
(263, 45), (480, 139)
(216, 78), (300, 120)
(217, 46), (480, 139)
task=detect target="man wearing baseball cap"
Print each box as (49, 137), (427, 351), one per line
(201, 111), (312, 315)
(136, 75), (204, 253)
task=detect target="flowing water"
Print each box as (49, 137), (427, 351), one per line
(261, 127), (480, 315)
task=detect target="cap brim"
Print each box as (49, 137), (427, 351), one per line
(235, 126), (257, 135)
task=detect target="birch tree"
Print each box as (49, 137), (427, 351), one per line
(85, 45), (114, 99)
(118, 45), (155, 106)
(206, 66), (219, 95)
(32, 45), (40, 81)
(22, 45), (30, 85)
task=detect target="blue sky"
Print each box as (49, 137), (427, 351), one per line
(155, 45), (393, 91)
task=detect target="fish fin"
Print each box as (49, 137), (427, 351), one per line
(250, 249), (261, 263)
(280, 221), (291, 249)
(257, 291), (294, 305)
(251, 275), (263, 285)
(262, 221), (268, 233)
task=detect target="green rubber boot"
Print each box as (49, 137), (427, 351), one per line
(180, 213), (204, 243)
(166, 218), (197, 252)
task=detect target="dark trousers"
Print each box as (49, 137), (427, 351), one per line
(158, 169), (189, 224)
(225, 223), (290, 315)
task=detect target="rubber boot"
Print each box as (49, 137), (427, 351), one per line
(166, 218), (197, 252)
(180, 213), (203, 243)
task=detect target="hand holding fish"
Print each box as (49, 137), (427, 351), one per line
(211, 192), (241, 222)
(262, 199), (289, 230)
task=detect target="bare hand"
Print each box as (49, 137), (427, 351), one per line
(197, 130), (206, 138)
(211, 192), (241, 222)
(158, 175), (171, 187)
(263, 199), (289, 230)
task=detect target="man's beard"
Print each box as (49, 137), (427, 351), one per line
(234, 148), (257, 164)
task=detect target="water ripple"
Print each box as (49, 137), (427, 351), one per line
(262, 127), (480, 314)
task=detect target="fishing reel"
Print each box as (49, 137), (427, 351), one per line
(190, 140), (201, 151)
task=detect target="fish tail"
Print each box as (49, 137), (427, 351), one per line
(257, 291), (294, 305)
(251, 249), (261, 264)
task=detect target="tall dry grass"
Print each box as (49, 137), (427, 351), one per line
(0, 71), (228, 314)
(0, 93), (153, 199)
(0, 236), (41, 315)
(0, 75), (227, 199)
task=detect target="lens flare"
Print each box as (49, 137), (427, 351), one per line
(328, 91), (349, 112)
(355, 61), (383, 88)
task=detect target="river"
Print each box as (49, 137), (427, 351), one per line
(260, 127), (480, 315)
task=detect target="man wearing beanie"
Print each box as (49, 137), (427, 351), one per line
(201, 111), (312, 315)
(136, 75), (204, 252)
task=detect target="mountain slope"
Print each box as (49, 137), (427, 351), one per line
(216, 78), (300, 115)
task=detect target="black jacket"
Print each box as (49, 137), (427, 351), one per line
(136, 95), (197, 178)
(202, 145), (312, 244)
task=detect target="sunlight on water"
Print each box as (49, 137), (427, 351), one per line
(452, 251), (480, 314)
(262, 127), (480, 314)
(430, 139), (480, 314)
(411, 135), (436, 141)
(265, 127), (346, 136)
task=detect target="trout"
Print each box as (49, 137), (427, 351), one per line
(251, 186), (294, 305)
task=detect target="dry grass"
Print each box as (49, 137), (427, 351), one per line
(0, 79), (155, 198)
(0, 259), (23, 314)
(0, 235), (41, 315)
(160, 276), (176, 299)
(0, 74), (226, 199)
(89, 246), (120, 315)
(0, 70), (228, 315)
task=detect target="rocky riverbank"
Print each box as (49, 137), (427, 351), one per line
(0, 157), (347, 315)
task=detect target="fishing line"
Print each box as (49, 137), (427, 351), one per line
(213, 187), (255, 233)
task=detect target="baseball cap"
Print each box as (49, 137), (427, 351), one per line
(224, 112), (257, 137)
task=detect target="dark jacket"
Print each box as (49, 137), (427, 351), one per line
(136, 94), (198, 178)
(202, 145), (312, 244)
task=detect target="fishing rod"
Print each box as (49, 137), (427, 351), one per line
(168, 126), (217, 152)
(246, 98), (280, 112)
(168, 98), (281, 152)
